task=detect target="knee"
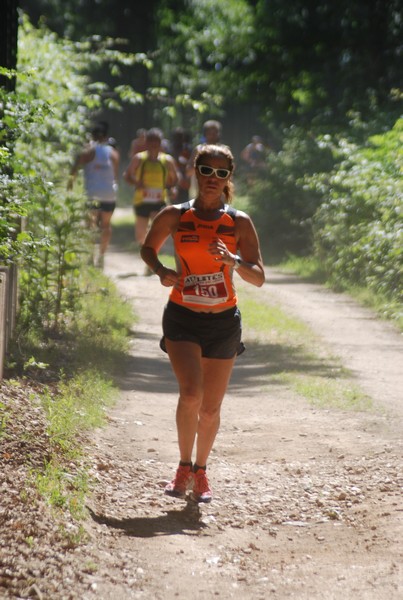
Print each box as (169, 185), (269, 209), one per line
(101, 222), (112, 234)
(178, 388), (202, 410)
(199, 404), (221, 424)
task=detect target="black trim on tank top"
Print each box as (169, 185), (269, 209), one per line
(180, 199), (237, 221)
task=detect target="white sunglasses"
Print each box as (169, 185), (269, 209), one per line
(197, 165), (231, 179)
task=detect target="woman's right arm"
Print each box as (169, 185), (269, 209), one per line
(123, 154), (140, 185)
(140, 206), (180, 287)
(67, 146), (94, 190)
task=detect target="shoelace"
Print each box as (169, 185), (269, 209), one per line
(175, 467), (192, 486)
(194, 471), (210, 494)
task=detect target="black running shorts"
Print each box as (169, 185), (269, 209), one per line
(161, 300), (245, 359)
(134, 202), (166, 218)
(87, 200), (116, 212)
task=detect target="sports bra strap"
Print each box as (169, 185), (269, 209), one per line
(180, 200), (193, 214)
(179, 199), (237, 220)
(225, 205), (237, 221)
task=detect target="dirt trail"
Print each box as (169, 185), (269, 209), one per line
(265, 270), (403, 420)
(77, 246), (402, 600)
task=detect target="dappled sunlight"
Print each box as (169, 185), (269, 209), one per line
(230, 338), (344, 394)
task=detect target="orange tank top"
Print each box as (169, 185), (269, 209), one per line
(169, 201), (238, 310)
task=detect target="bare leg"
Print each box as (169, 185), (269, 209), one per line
(98, 210), (113, 255)
(86, 208), (99, 236)
(165, 340), (204, 463)
(195, 356), (236, 466)
(87, 208), (100, 265)
(135, 215), (149, 245)
(165, 339), (236, 466)
(135, 209), (161, 246)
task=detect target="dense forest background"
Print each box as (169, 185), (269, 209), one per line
(18, 0), (403, 156)
(0, 0), (402, 362)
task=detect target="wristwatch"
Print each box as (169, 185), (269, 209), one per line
(233, 255), (242, 270)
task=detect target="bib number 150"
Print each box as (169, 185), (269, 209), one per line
(182, 272), (228, 305)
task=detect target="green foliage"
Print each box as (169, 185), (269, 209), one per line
(277, 374), (373, 412)
(158, 0), (255, 93)
(238, 118), (401, 326)
(8, 267), (134, 524)
(310, 118), (403, 318)
(31, 269), (133, 521)
(8, 19), (94, 331)
(72, 268), (134, 370)
(35, 459), (90, 521)
(17, 191), (92, 332)
(10, 265), (135, 379)
(154, 0), (255, 127)
(34, 369), (115, 521)
(238, 292), (313, 342)
(279, 254), (327, 283)
(0, 15), (147, 338)
(0, 400), (9, 440)
(253, 0), (403, 128)
(246, 126), (335, 258)
(23, 1), (403, 135)
(41, 371), (116, 454)
(152, 0), (403, 133)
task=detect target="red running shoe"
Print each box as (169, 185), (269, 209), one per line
(164, 465), (194, 498)
(191, 468), (212, 503)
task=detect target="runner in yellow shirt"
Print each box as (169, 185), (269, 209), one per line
(124, 128), (178, 246)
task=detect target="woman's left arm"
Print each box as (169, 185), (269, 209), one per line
(234, 213), (265, 287)
(111, 148), (120, 181)
(210, 211), (265, 287)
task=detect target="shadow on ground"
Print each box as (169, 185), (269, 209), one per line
(87, 503), (207, 538)
(115, 334), (344, 395)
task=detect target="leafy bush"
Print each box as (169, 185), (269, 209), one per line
(0, 15), (146, 338)
(310, 118), (402, 315)
(246, 126), (335, 259)
(71, 268), (135, 371)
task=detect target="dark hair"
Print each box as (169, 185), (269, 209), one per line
(194, 144), (235, 204)
(91, 120), (109, 139)
(146, 127), (164, 142)
(172, 126), (185, 142)
(203, 120), (222, 135)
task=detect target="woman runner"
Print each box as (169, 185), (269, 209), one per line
(141, 144), (265, 503)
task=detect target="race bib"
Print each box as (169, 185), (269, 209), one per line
(182, 272), (228, 305)
(143, 187), (163, 204)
